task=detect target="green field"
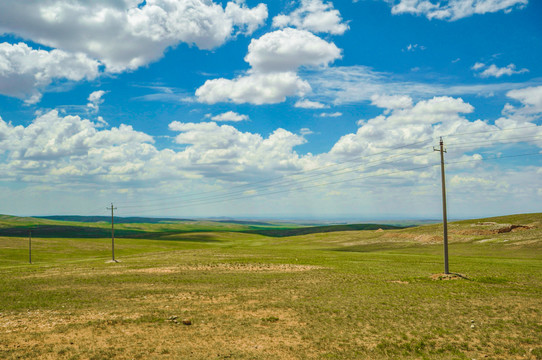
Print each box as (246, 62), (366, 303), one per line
(0, 213), (541, 359)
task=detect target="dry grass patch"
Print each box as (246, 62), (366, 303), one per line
(129, 263), (325, 273)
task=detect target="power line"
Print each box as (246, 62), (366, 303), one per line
(443, 124), (541, 138)
(125, 150), (542, 215)
(126, 163), (441, 214)
(122, 147), (434, 212)
(446, 151), (542, 166)
(120, 138), (435, 207)
(446, 134), (542, 149)
(122, 147), (432, 210)
(120, 124), (541, 210)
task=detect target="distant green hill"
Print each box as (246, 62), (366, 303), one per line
(0, 214), (403, 239)
(243, 223), (404, 237)
(36, 215), (194, 224)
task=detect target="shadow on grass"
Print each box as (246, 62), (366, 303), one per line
(244, 224), (404, 237)
(0, 226), (221, 243)
(0, 225), (143, 238)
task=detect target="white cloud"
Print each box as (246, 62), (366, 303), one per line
(0, 110), (153, 162)
(211, 111), (249, 122)
(319, 112), (343, 117)
(0, 0), (268, 72)
(294, 99), (328, 109)
(371, 94), (413, 110)
(328, 93), (542, 171)
(1, 91), (541, 217)
(272, 0), (349, 35)
(330, 96), (477, 157)
(472, 62), (529, 78)
(87, 90), (107, 112)
(304, 65), (541, 105)
(404, 43), (426, 52)
(0, 42), (100, 104)
(503, 86), (542, 117)
(196, 28), (341, 105)
(167, 121), (312, 179)
(195, 72), (311, 105)
(507, 86), (542, 112)
(245, 28), (342, 73)
(389, 0), (527, 21)
(471, 62), (485, 70)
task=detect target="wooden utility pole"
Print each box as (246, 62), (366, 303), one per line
(434, 137), (449, 274)
(107, 203), (118, 262)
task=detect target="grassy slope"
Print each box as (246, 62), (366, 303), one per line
(0, 214), (400, 239)
(0, 213), (540, 359)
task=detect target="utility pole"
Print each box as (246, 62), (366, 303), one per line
(107, 203), (118, 262)
(434, 137), (449, 274)
(29, 230), (32, 264)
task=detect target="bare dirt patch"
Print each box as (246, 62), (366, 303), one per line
(382, 232), (441, 244)
(430, 273), (468, 281)
(455, 223), (535, 236)
(129, 263), (325, 273)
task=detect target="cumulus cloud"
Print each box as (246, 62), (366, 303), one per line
(330, 96), (477, 157)
(472, 62), (529, 78)
(0, 0), (268, 73)
(168, 121), (311, 179)
(506, 86), (542, 112)
(502, 85), (542, 117)
(272, 0), (349, 35)
(0, 110), (153, 161)
(294, 99), (328, 109)
(319, 112), (343, 117)
(87, 90), (107, 112)
(196, 72), (311, 105)
(1, 90), (541, 216)
(389, 0), (528, 21)
(329, 93), (542, 168)
(211, 111), (249, 122)
(0, 108), (316, 187)
(0, 42), (100, 104)
(245, 28), (342, 73)
(196, 28), (341, 104)
(371, 94), (413, 110)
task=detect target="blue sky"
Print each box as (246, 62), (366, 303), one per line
(0, 0), (541, 220)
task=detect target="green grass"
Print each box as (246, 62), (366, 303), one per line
(0, 213), (541, 359)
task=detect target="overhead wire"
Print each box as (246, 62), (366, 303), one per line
(122, 147), (432, 210)
(107, 125), (542, 215)
(121, 138), (433, 207)
(121, 146), (434, 211)
(118, 125), (541, 207)
(443, 124), (541, 138)
(446, 134), (542, 150)
(128, 150), (542, 215)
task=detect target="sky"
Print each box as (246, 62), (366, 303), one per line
(0, 0), (541, 220)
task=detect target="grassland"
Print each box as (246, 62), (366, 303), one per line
(0, 213), (541, 359)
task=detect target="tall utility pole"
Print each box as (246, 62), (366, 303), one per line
(107, 203), (118, 262)
(434, 137), (449, 274)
